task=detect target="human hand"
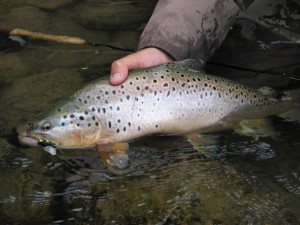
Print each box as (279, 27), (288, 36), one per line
(110, 47), (173, 85)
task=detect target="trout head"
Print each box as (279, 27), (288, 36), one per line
(17, 100), (103, 149)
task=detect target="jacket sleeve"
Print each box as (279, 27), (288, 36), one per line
(138, 0), (254, 62)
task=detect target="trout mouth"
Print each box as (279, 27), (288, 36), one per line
(18, 134), (39, 147)
(17, 124), (40, 147)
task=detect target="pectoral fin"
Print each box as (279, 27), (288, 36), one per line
(235, 118), (275, 140)
(186, 133), (218, 158)
(96, 142), (130, 174)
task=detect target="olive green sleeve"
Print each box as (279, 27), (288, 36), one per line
(138, 0), (254, 62)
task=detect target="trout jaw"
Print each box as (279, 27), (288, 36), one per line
(17, 124), (36, 146)
(18, 134), (39, 147)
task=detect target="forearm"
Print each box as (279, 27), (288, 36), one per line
(138, 0), (254, 62)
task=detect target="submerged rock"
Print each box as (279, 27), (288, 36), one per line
(4, 6), (49, 32)
(7, 0), (75, 11)
(77, 5), (150, 30)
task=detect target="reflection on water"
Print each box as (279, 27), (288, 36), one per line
(0, 0), (300, 224)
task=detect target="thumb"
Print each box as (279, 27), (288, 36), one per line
(110, 52), (143, 85)
(110, 48), (173, 85)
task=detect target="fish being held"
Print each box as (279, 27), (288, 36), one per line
(17, 60), (298, 170)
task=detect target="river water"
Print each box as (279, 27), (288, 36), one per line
(0, 0), (300, 224)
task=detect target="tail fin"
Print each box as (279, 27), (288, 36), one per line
(279, 88), (300, 122)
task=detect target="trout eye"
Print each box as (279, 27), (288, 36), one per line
(40, 121), (51, 131)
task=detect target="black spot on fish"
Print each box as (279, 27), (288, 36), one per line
(172, 87), (176, 91)
(92, 108), (96, 112)
(117, 106), (120, 111)
(135, 97), (139, 101)
(145, 86), (149, 90)
(163, 83), (168, 87)
(153, 79), (157, 83)
(103, 108), (106, 113)
(63, 115), (67, 119)
(171, 77), (175, 82)
(128, 122), (131, 127)
(126, 95), (130, 100)
(135, 77), (139, 80)
(213, 86), (216, 90)
(167, 91), (170, 97)
(204, 83), (208, 87)
(61, 122), (65, 126)
(120, 85), (124, 89)
(87, 95), (90, 99)
(78, 98), (82, 102)
(138, 126), (141, 131)
(79, 116), (84, 120)
(123, 127), (126, 131)
(182, 83), (186, 87)
(136, 86), (140, 91)
(97, 96), (100, 100)
(92, 116), (95, 120)
(105, 100), (109, 104)
(57, 108), (61, 112)
(155, 125), (158, 128)
(118, 119), (121, 123)
(95, 122), (99, 126)
(70, 114), (75, 118)
(154, 91), (157, 96)
(88, 123), (91, 127)
(77, 123), (80, 127)
(116, 128), (120, 133)
(129, 81), (133, 85)
(105, 91), (109, 95)
(84, 100), (88, 104)
(108, 121), (112, 128)
(112, 90), (116, 95)
(161, 75), (164, 79)
(219, 93), (221, 98)
(143, 76), (146, 79)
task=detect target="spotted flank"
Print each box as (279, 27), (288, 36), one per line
(17, 59), (298, 170)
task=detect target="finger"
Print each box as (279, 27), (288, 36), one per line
(110, 53), (142, 85)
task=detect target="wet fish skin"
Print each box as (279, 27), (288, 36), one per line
(17, 60), (294, 149)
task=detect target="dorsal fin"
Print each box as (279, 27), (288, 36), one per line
(165, 59), (205, 72)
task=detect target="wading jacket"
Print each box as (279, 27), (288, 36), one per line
(138, 0), (254, 62)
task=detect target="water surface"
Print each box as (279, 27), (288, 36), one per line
(0, 0), (300, 224)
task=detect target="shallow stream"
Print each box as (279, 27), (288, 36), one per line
(0, 0), (300, 224)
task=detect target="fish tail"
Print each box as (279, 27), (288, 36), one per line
(279, 88), (300, 122)
(282, 88), (300, 108)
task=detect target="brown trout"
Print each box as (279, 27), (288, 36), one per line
(17, 60), (297, 170)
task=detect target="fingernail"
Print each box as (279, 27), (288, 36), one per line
(110, 73), (121, 84)
(112, 72), (121, 80)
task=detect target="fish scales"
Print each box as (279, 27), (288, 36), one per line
(71, 63), (289, 142)
(17, 60), (294, 149)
